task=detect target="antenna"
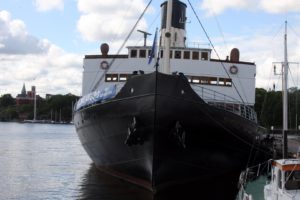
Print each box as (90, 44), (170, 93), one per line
(137, 30), (152, 46)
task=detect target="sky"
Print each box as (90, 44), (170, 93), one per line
(0, 0), (300, 97)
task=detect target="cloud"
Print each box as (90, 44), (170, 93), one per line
(0, 46), (82, 97)
(77, 0), (148, 46)
(200, 0), (257, 16)
(34, 0), (64, 12)
(0, 10), (50, 54)
(0, 11), (82, 97)
(260, 0), (300, 14)
(210, 29), (300, 91)
(200, 0), (300, 15)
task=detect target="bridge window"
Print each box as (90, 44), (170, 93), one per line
(201, 52), (208, 60)
(130, 49), (137, 58)
(192, 51), (199, 60)
(175, 51), (181, 59)
(139, 49), (146, 58)
(184, 51), (190, 59)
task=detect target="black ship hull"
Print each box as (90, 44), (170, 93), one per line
(74, 72), (270, 199)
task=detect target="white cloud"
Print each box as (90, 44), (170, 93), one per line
(260, 0), (300, 14)
(34, 0), (64, 12)
(210, 29), (300, 91)
(0, 11), (82, 97)
(200, 0), (257, 16)
(0, 46), (82, 97)
(0, 10), (50, 54)
(77, 0), (148, 46)
(200, 0), (300, 15)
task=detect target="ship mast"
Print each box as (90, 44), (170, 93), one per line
(162, 0), (173, 74)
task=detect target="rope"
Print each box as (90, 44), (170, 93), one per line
(89, 0), (153, 92)
(186, 0), (246, 104)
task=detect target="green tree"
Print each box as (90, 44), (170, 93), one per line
(0, 94), (15, 108)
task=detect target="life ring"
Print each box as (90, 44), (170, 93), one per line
(100, 61), (109, 70)
(229, 65), (238, 74)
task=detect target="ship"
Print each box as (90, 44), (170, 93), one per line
(73, 0), (272, 199)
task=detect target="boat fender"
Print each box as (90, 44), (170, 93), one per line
(125, 117), (144, 146)
(169, 121), (186, 148)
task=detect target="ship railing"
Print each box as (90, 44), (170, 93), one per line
(185, 42), (210, 49)
(191, 85), (257, 122)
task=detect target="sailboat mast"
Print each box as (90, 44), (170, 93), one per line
(283, 20), (288, 131)
(282, 21), (288, 158)
(162, 0), (173, 74)
(33, 86), (37, 121)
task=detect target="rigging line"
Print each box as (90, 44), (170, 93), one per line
(90, 0), (153, 92)
(111, 0), (135, 43)
(288, 66), (296, 87)
(212, 9), (229, 52)
(288, 23), (300, 39)
(186, 0), (245, 104)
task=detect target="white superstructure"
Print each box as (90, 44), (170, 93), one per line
(82, 46), (256, 106)
(81, 0), (256, 115)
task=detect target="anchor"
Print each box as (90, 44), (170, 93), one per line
(125, 116), (144, 146)
(170, 121), (186, 148)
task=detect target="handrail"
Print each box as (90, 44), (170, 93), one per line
(191, 84), (257, 122)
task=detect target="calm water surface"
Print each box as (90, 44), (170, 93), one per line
(0, 122), (265, 200)
(0, 122), (150, 200)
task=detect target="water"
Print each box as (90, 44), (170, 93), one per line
(0, 122), (150, 200)
(0, 122), (265, 200)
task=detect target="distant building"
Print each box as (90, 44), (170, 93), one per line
(16, 83), (39, 105)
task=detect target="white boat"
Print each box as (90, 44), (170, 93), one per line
(264, 159), (300, 200)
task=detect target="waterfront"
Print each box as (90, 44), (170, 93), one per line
(0, 122), (267, 200)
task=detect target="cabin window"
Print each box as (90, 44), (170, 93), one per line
(200, 77), (209, 84)
(105, 74), (118, 82)
(130, 49), (137, 58)
(285, 171), (300, 190)
(192, 51), (199, 60)
(191, 77), (200, 84)
(184, 51), (190, 59)
(119, 74), (130, 82)
(225, 79), (232, 86)
(209, 77), (218, 85)
(219, 78), (225, 85)
(219, 78), (232, 86)
(175, 51), (181, 59)
(160, 50), (163, 58)
(139, 49), (146, 58)
(201, 52), (208, 60)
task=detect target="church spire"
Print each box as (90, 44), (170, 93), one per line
(21, 83), (26, 96)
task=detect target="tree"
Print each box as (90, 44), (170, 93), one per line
(0, 94), (15, 108)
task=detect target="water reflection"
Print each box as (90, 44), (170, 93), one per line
(77, 164), (218, 200)
(77, 164), (152, 200)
